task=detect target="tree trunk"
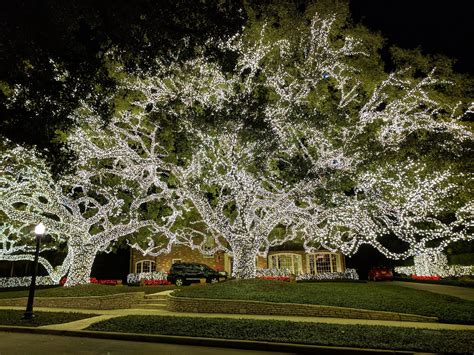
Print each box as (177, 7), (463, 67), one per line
(231, 242), (258, 279)
(414, 251), (448, 277)
(64, 243), (98, 287)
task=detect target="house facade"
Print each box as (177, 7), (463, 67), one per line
(130, 245), (346, 276)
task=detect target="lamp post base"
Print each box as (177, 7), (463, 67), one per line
(21, 311), (36, 320)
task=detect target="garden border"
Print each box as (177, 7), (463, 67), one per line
(0, 292), (145, 310)
(167, 294), (438, 322)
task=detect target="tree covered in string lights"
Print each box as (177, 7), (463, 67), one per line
(0, 144), (70, 282)
(124, 7), (472, 275)
(0, 140), (178, 286)
(68, 103), (189, 260)
(1, 3), (472, 282)
(171, 124), (320, 279)
(356, 160), (473, 275)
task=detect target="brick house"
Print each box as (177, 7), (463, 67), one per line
(130, 245), (346, 275)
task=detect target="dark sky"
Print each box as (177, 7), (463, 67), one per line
(349, 0), (473, 74)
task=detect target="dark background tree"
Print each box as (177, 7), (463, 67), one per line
(2, 0), (472, 176)
(0, 0), (245, 175)
(349, 0), (474, 75)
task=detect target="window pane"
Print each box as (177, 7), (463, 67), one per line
(316, 254), (331, 273)
(279, 255), (293, 271)
(136, 262), (142, 273)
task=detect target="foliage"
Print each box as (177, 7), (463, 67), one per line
(449, 253), (474, 266)
(174, 279), (474, 323)
(87, 315), (474, 353)
(0, 284), (176, 299)
(0, 0), (245, 174)
(0, 310), (97, 327)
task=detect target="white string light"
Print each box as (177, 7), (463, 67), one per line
(1, 11), (472, 284)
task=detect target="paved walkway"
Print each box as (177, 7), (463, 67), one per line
(390, 281), (474, 301)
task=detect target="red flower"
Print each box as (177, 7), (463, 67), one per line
(143, 279), (172, 286)
(412, 275), (441, 281)
(257, 276), (290, 282)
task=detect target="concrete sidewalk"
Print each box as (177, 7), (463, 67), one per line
(1, 304), (473, 331)
(390, 281), (474, 301)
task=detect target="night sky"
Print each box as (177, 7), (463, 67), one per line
(350, 0), (473, 74)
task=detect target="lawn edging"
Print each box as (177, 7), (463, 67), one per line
(0, 292), (145, 310)
(0, 326), (413, 354)
(167, 294), (438, 323)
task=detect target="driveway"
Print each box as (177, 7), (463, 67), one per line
(390, 281), (474, 301)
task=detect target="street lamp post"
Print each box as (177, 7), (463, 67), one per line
(22, 223), (45, 320)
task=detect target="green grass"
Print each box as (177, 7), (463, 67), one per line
(174, 279), (474, 324)
(0, 284), (176, 299)
(87, 315), (474, 353)
(0, 310), (97, 327)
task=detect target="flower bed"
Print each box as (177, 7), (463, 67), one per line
(296, 269), (359, 281)
(411, 275), (441, 281)
(257, 276), (290, 282)
(90, 278), (122, 285)
(143, 279), (172, 286)
(255, 268), (359, 282)
(256, 268), (291, 278)
(126, 271), (169, 285)
(59, 277), (122, 286)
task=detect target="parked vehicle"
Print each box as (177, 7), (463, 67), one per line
(167, 263), (227, 286)
(368, 267), (393, 281)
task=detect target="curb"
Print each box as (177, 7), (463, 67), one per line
(0, 326), (415, 354)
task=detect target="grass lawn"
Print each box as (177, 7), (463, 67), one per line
(87, 315), (474, 353)
(174, 279), (474, 324)
(0, 284), (176, 299)
(0, 310), (97, 327)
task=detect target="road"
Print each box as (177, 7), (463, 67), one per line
(0, 332), (293, 355)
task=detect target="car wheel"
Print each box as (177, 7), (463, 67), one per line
(175, 277), (184, 287)
(209, 277), (219, 284)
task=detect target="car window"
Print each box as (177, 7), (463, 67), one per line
(190, 264), (201, 271)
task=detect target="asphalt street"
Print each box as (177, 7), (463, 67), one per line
(0, 332), (294, 355)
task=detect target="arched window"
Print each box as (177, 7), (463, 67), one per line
(135, 260), (155, 273)
(308, 253), (338, 274)
(269, 253), (303, 274)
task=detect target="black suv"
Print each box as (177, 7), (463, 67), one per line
(167, 263), (227, 286)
